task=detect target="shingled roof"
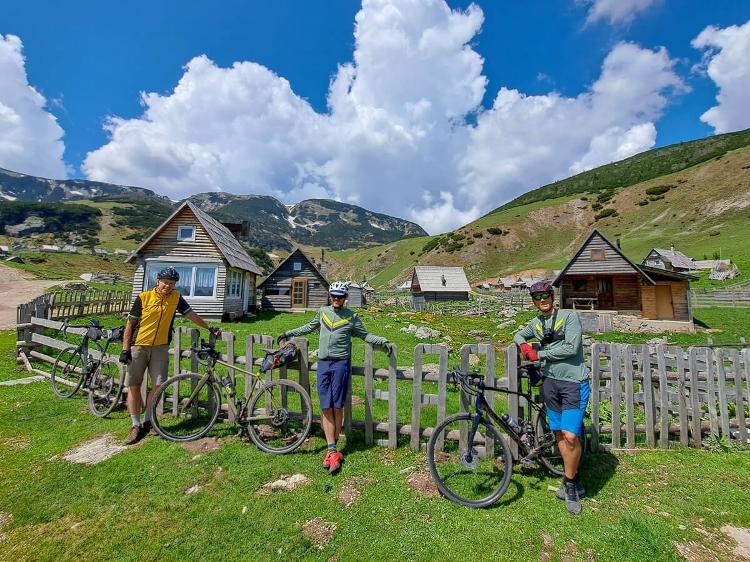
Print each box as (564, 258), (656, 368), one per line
(127, 200), (262, 275)
(412, 266), (471, 292)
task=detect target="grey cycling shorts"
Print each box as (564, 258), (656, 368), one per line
(125, 345), (170, 387)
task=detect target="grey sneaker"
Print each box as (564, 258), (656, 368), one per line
(563, 481), (582, 515)
(556, 480), (585, 500)
(123, 425), (143, 445)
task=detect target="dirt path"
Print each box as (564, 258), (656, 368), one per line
(0, 264), (68, 330)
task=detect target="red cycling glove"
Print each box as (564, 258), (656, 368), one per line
(519, 343), (539, 361)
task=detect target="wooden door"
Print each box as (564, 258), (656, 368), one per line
(291, 278), (307, 308)
(655, 284), (674, 319)
(597, 277), (614, 309)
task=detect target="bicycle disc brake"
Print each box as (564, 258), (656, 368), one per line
(271, 408), (289, 427)
(460, 448), (480, 469)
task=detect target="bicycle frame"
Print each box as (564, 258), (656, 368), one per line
(178, 356), (272, 423)
(463, 374), (550, 461)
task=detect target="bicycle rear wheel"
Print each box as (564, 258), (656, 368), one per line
(51, 346), (85, 398)
(151, 373), (221, 441)
(534, 410), (587, 477)
(427, 412), (513, 508)
(88, 358), (124, 417)
(244, 379), (312, 454)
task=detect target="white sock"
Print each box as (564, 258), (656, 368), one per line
(131, 414), (141, 427)
(143, 410), (152, 424)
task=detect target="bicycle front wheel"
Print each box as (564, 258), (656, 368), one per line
(534, 410), (586, 477)
(151, 373), (221, 442)
(245, 379), (312, 454)
(427, 413), (513, 508)
(88, 358), (124, 417)
(51, 346), (85, 398)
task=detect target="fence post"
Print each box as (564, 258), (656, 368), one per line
(715, 348), (731, 438)
(656, 344), (670, 448)
(171, 327), (182, 415)
(611, 345), (622, 449)
(296, 338), (310, 397)
(590, 343), (602, 452)
(505, 345), (519, 459)
(410, 343), (425, 451)
(224, 332), (236, 422)
(706, 348), (719, 437)
(675, 346), (689, 447)
(730, 349), (747, 445)
(364, 343), (374, 446)
(688, 347), (702, 447)
(623, 345), (636, 448)
(387, 349), (398, 448)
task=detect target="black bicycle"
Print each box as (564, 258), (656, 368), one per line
(150, 335), (313, 454)
(51, 319), (126, 417)
(427, 362), (585, 508)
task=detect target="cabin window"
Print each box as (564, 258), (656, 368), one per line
(177, 225), (196, 241)
(572, 279), (588, 292)
(264, 286), (291, 296)
(145, 263), (216, 298)
(590, 248), (606, 261)
(293, 261), (302, 271)
(227, 270), (243, 298)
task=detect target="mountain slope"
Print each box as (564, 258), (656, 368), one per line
(332, 140), (750, 289)
(0, 168), (426, 251)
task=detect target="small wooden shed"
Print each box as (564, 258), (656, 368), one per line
(258, 248), (329, 311)
(411, 266), (470, 302)
(126, 201), (263, 321)
(642, 247), (695, 272)
(553, 229), (696, 321)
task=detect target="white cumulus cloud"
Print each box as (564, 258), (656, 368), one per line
(0, 34), (68, 178)
(83, 1), (684, 234)
(692, 19), (750, 134)
(457, 42), (684, 210)
(583, 0), (656, 25)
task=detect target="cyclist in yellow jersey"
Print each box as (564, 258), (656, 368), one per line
(120, 267), (221, 444)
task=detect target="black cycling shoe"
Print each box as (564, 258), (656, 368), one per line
(556, 480), (585, 500)
(563, 481), (582, 515)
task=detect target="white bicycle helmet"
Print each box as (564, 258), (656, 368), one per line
(329, 281), (350, 297)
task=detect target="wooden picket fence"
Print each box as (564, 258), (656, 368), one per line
(17, 318), (750, 453)
(16, 291), (132, 326)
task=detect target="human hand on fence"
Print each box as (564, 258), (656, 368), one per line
(383, 342), (395, 355)
(519, 343), (539, 361)
(209, 326), (222, 339)
(119, 350), (132, 365)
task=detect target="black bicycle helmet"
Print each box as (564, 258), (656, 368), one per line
(157, 266), (180, 281)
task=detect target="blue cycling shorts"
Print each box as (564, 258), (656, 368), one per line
(542, 378), (590, 438)
(316, 358), (351, 409)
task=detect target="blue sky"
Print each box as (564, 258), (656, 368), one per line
(2, 0), (749, 232)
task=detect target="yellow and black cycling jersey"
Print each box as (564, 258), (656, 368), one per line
(128, 288), (192, 346)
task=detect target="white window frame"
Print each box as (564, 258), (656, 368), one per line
(144, 262), (217, 299)
(227, 270), (243, 299)
(293, 261), (302, 271)
(176, 225), (196, 241)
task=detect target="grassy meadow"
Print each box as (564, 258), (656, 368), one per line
(2, 302), (750, 560)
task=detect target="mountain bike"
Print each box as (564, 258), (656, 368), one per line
(426, 361), (586, 508)
(149, 335), (313, 454)
(51, 319), (126, 417)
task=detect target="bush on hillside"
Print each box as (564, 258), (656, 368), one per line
(638, 200), (649, 206)
(422, 237), (441, 253)
(594, 208), (618, 220)
(645, 185), (673, 196)
(486, 227), (504, 235)
(472, 232), (483, 238)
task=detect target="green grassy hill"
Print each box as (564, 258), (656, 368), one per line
(329, 131), (750, 289)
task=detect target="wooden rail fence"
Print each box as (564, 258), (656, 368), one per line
(18, 318), (750, 453)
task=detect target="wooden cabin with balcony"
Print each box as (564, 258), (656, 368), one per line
(258, 248), (329, 311)
(552, 229), (696, 322)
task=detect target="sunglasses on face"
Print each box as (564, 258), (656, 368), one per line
(532, 291), (553, 301)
